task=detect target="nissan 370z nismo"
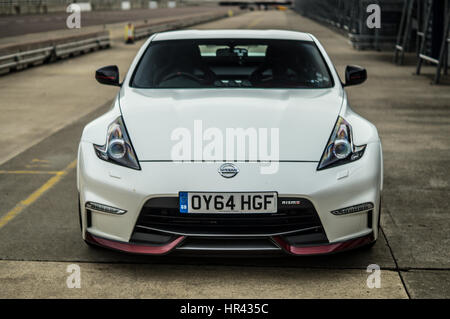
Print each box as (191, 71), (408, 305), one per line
(77, 30), (383, 256)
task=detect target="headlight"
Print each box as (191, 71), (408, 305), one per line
(317, 116), (366, 170)
(94, 116), (140, 170)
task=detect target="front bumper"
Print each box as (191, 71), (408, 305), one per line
(78, 141), (382, 256)
(85, 231), (375, 256)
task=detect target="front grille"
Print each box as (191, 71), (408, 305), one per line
(133, 196), (324, 236)
(177, 236), (281, 251)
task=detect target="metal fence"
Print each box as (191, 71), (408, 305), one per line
(293, 0), (404, 50)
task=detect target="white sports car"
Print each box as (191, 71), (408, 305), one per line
(77, 30), (383, 256)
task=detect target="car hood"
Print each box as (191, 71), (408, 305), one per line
(119, 88), (343, 161)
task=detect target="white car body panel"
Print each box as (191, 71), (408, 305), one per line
(119, 88), (343, 161)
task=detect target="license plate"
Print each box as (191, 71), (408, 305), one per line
(179, 192), (278, 214)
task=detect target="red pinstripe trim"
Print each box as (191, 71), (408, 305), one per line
(96, 75), (116, 80)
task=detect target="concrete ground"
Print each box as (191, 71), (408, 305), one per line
(0, 10), (448, 298)
(0, 260), (406, 298)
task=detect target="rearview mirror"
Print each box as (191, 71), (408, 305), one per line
(216, 48), (248, 58)
(344, 65), (367, 87)
(95, 65), (120, 86)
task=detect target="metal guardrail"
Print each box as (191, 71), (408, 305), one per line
(0, 33), (110, 74)
(0, 46), (53, 71)
(55, 35), (110, 56)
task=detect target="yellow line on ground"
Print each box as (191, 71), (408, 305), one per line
(0, 160), (77, 229)
(0, 170), (63, 175)
(247, 14), (264, 28)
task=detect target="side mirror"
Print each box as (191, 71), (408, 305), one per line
(344, 65), (367, 87)
(95, 65), (120, 86)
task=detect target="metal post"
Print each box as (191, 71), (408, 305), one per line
(394, 0), (409, 63)
(434, 4), (450, 83)
(416, 0), (434, 75)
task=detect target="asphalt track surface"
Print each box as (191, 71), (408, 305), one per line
(0, 10), (449, 298)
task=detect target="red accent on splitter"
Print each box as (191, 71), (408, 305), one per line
(272, 233), (374, 255)
(85, 232), (185, 255)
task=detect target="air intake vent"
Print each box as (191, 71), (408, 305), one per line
(133, 196), (324, 236)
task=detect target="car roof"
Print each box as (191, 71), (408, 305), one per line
(152, 29), (314, 42)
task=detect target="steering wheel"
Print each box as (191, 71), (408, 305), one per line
(160, 71), (205, 84)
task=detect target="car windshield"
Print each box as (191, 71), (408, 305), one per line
(131, 39), (334, 89)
